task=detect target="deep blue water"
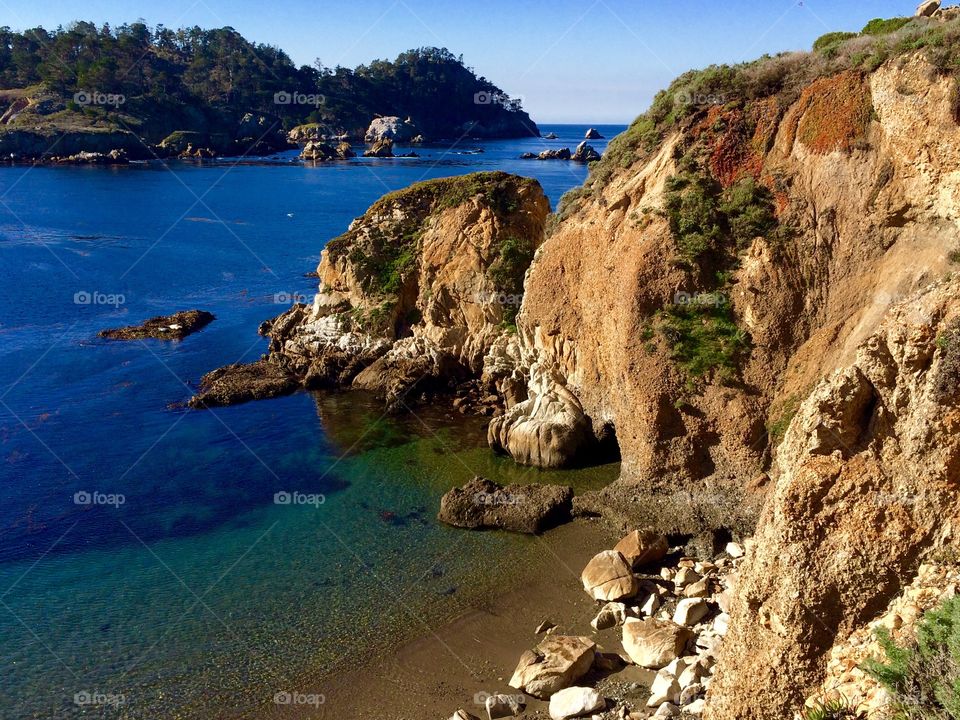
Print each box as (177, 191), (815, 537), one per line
(0, 124), (625, 719)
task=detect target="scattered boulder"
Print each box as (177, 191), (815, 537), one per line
(548, 687), (605, 719)
(590, 601), (628, 630)
(99, 310), (214, 341)
(536, 619), (557, 634)
(519, 152), (537, 159)
(673, 598), (709, 627)
(648, 671), (681, 706)
(437, 476), (574, 534)
(584, 128), (604, 139)
(363, 137), (394, 157)
(614, 529), (669, 569)
(572, 141), (601, 162)
(581, 550), (638, 601)
(188, 358), (299, 409)
(917, 0), (941, 16)
(544, 132), (560, 139)
(508, 635), (596, 698)
(485, 693), (524, 719)
(336, 141), (356, 159)
(300, 140), (336, 161)
(621, 618), (692, 669)
(450, 711), (482, 720)
(652, 701), (680, 718)
(724, 541), (744, 559)
(538, 147), (571, 160)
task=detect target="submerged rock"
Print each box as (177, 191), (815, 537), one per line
(437, 476), (573, 534)
(99, 310), (214, 341)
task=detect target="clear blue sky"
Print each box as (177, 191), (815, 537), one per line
(0, 0), (914, 123)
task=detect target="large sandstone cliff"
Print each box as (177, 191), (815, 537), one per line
(489, 47), (960, 716)
(492, 51), (959, 501)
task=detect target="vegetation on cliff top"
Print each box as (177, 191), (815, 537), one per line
(865, 594), (960, 718)
(0, 23), (535, 146)
(555, 12), (960, 219)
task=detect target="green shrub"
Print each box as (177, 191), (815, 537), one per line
(862, 17), (913, 36)
(488, 234), (535, 324)
(663, 163), (777, 264)
(659, 303), (750, 382)
(814, 32), (859, 54)
(864, 595), (960, 719)
(767, 393), (801, 444)
(802, 696), (864, 720)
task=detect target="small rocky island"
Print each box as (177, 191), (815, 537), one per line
(99, 310), (214, 340)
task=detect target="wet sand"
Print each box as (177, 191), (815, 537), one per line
(271, 519), (623, 719)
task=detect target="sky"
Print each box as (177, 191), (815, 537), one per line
(0, 0), (915, 123)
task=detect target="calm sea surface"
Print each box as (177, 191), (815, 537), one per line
(0, 124), (626, 719)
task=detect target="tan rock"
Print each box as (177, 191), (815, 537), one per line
(622, 618), (693, 669)
(614, 529), (669, 568)
(509, 635), (597, 698)
(548, 687), (605, 719)
(674, 598), (710, 627)
(581, 551), (638, 601)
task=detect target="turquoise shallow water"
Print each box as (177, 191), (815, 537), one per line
(0, 125), (625, 719)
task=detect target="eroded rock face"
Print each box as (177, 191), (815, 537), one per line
(706, 279), (960, 719)
(191, 172), (549, 410)
(491, 52), (960, 507)
(508, 635), (597, 699)
(437, 476), (573, 534)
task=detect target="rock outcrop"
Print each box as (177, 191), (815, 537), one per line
(99, 310), (214, 341)
(365, 116), (420, 143)
(363, 137), (394, 157)
(437, 476), (574, 533)
(191, 172), (549, 410)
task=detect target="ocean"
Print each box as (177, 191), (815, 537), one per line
(0, 124), (625, 719)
